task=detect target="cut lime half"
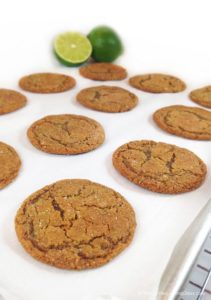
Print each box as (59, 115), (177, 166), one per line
(54, 32), (92, 66)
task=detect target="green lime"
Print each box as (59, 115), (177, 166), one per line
(54, 32), (92, 66)
(87, 26), (123, 62)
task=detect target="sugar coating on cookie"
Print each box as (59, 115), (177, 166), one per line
(15, 179), (136, 270)
(0, 89), (27, 115)
(189, 86), (211, 108)
(76, 85), (138, 113)
(153, 105), (211, 140)
(27, 114), (105, 154)
(79, 63), (127, 81)
(0, 141), (21, 189)
(19, 73), (76, 93)
(113, 140), (206, 194)
(129, 73), (186, 93)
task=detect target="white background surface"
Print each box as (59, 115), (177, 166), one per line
(0, 0), (211, 299)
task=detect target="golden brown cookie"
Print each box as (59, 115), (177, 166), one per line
(112, 140), (206, 194)
(0, 141), (21, 189)
(15, 179), (136, 270)
(189, 86), (211, 108)
(129, 73), (186, 93)
(19, 73), (76, 93)
(27, 114), (105, 154)
(76, 85), (138, 113)
(0, 89), (27, 115)
(153, 105), (211, 140)
(79, 63), (127, 81)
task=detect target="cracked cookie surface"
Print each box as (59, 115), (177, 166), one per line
(0, 141), (21, 189)
(76, 85), (138, 113)
(27, 114), (105, 154)
(129, 73), (186, 93)
(189, 86), (211, 108)
(15, 179), (136, 270)
(153, 105), (211, 140)
(79, 63), (127, 81)
(0, 89), (27, 115)
(112, 140), (206, 194)
(19, 73), (76, 93)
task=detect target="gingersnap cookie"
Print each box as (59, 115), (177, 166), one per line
(19, 73), (76, 93)
(79, 63), (127, 81)
(0, 141), (21, 189)
(15, 179), (136, 270)
(113, 140), (206, 194)
(153, 105), (211, 140)
(0, 89), (27, 115)
(27, 114), (105, 154)
(189, 86), (211, 108)
(129, 73), (186, 93)
(76, 85), (138, 113)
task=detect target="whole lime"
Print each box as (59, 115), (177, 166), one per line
(88, 26), (123, 62)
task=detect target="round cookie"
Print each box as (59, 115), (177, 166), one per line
(189, 86), (211, 108)
(113, 140), (206, 194)
(0, 89), (27, 115)
(19, 73), (76, 93)
(15, 179), (136, 270)
(76, 85), (138, 113)
(79, 63), (127, 81)
(27, 114), (105, 154)
(153, 105), (211, 140)
(0, 141), (21, 189)
(129, 73), (186, 93)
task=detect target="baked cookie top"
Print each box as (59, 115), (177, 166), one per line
(76, 85), (138, 113)
(0, 141), (21, 189)
(153, 105), (211, 140)
(129, 73), (186, 93)
(189, 85), (211, 108)
(79, 63), (127, 81)
(112, 140), (206, 194)
(15, 179), (136, 270)
(19, 73), (76, 93)
(0, 89), (27, 115)
(27, 114), (105, 155)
